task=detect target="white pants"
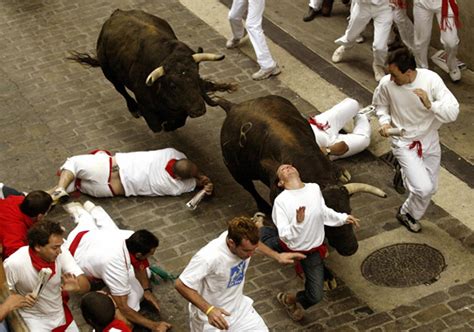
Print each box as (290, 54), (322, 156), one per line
(310, 98), (371, 160)
(309, 0), (323, 10)
(23, 316), (79, 332)
(392, 130), (441, 220)
(189, 297), (267, 332)
(228, 0), (276, 70)
(335, 1), (393, 66)
(60, 152), (114, 197)
(392, 5), (414, 51)
(413, 0), (459, 71)
(65, 205), (144, 311)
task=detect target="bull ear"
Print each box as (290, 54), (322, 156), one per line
(146, 66), (165, 86)
(192, 53), (225, 63)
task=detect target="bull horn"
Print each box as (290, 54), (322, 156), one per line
(193, 53), (225, 63)
(343, 183), (387, 198)
(146, 66), (165, 86)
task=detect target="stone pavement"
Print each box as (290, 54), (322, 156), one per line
(0, 0), (473, 331)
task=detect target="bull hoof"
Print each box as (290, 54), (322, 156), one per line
(339, 169), (351, 183)
(131, 111), (141, 119)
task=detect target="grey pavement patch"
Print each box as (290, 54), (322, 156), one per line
(327, 222), (474, 312)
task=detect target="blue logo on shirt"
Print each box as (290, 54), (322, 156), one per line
(227, 261), (246, 288)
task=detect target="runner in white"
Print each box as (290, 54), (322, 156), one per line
(175, 216), (304, 331)
(373, 48), (459, 232)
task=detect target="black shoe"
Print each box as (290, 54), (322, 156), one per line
(321, 0), (335, 17)
(303, 7), (320, 22)
(396, 207), (421, 233)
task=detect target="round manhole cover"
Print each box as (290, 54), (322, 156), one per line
(361, 243), (446, 288)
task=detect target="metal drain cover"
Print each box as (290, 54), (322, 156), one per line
(361, 243), (446, 288)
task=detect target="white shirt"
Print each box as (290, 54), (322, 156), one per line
(272, 183), (347, 251)
(4, 246), (84, 330)
(179, 231), (252, 326)
(116, 148), (196, 196)
(72, 229), (134, 297)
(373, 69), (459, 140)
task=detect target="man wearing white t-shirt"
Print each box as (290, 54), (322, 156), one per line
(175, 216), (304, 331)
(260, 164), (359, 321)
(64, 203), (171, 332)
(373, 48), (459, 232)
(4, 221), (90, 331)
(49, 147), (213, 204)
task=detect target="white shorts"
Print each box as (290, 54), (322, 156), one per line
(60, 152), (114, 197)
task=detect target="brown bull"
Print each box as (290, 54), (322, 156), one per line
(68, 9), (234, 132)
(217, 95), (386, 256)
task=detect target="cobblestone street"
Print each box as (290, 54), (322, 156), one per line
(0, 0), (473, 331)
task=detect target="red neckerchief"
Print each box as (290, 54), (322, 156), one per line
(104, 319), (132, 332)
(68, 230), (89, 257)
(165, 159), (177, 179)
(308, 117), (330, 131)
(441, 0), (461, 31)
(409, 140), (423, 158)
(52, 292), (73, 332)
(28, 247), (56, 279)
(129, 253), (150, 271)
(278, 240), (327, 278)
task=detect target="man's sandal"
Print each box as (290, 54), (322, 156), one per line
(276, 292), (304, 321)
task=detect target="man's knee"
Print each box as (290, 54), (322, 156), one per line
(413, 181), (435, 199)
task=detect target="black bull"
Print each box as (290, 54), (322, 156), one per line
(68, 9), (234, 132)
(217, 95), (386, 256)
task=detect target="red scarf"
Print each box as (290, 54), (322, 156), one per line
(441, 0), (461, 31)
(52, 292), (74, 332)
(165, 159), (177, 178)
(28, 247), (56, 279)
(408, 140), (423, 158)
(308, 117), (330, 131)
(278, 240), (327, 278)
(104, 319), (132, 332)
(129, 253), (150, 271)
(68, 230), (89, 257)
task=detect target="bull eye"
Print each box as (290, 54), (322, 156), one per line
(181, 71), (186, 76)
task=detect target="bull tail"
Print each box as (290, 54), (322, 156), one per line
(213, 97), (234, 113)
(67, 51), (101, 67)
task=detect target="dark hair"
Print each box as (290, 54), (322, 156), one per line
(173, 159), (198, 179)
(19, 191), (52, 218)
(27, 221), (64, 248)
(126, 229), (159, 255)
(227, 217), (259, 246)
(388, 48), (417, 73)
(80, 292), (115, 330)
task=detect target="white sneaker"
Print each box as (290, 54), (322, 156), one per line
(251, 65), (281, 81)
(83, 200), (96, 213)
(355, 36), (364, 44)
(226, 38), (241, 49)
(449, 68), (461, 82)
(332, 46), (345, 63)
(63, 202), (87, 222)
(358, 105), (376, 118)
(373, 64), (386, 82)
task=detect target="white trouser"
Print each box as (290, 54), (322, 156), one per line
(189, 296), (267, 332)
(392, 130), (441, 220)
(413, 0), (459, 71)
(228, 0), (276, 70)
(309, 0), (323, 10)
(60, 152), (114, 197)
(23, 316), (79, 332)
(65, 206), (143, 311)
(310, 98), (371, 160)
(392, 5), (414, 51)
(335, 1), (393, 66)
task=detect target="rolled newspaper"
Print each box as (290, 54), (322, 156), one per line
(32, 268), (52, 298)
(387, 127), (405, 136)
(186, 189), (207, 210)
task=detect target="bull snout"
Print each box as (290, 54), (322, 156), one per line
(188, 100), (206, 118)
